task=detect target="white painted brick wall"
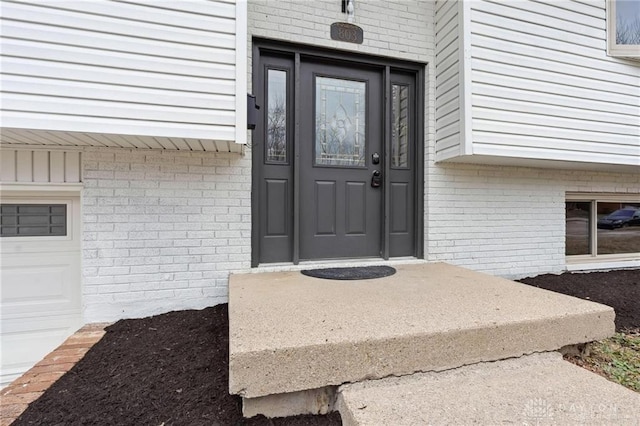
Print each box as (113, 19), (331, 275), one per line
(248, 0), (433, 65)
(425, 164), (640, 279)
(82, 148), (251, 322)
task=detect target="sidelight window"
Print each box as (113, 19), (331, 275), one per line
(391, 84), (410, 169)
(266, 69), (288, 163)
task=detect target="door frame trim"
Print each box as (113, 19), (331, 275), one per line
(251, 38), (425, 266)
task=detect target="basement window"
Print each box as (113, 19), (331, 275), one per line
(566, 195), (640, 261)
(607, 0), (640, 58)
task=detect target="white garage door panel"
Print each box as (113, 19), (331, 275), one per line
(1, 315), (81, 387)
(1, 253), (81, 317)
(0, 192), (82, 389)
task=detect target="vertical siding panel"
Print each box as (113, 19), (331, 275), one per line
(64, 151), (81, 183)
(15, 151), (33, 182)
(1, 149), (17, 181)
(49, 151), (66, 183)
(77, 152), (83, 182)
(0, 150), (82, 183)
(32, 150), (49, 181)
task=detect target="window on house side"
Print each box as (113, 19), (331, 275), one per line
(565, 198), (640, 258)
(607, 0), (640, 58)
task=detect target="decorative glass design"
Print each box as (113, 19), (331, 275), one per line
(1, 204), (67, 237)
(315, 77), (366, 167)
(391, 84), (409, 168)
(267, 69), (287, 163)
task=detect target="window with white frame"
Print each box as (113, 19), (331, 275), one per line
(566, 194), (640, 259)
(607, 0), (640, 58)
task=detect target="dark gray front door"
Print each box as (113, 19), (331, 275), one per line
(299, 62), (383, 260)
(252, 43), (423, 266)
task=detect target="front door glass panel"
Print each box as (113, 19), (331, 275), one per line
(315, 77), (366, 167)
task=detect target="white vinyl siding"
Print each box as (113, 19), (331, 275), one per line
(0, 0), (246, 146)
(468, 0), (640, 167)
(435, 0), (640, 169)
(435, 0), (463, 161)
(0, 149), (82, 184)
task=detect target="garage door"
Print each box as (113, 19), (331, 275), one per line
(1, 193), (82, 388)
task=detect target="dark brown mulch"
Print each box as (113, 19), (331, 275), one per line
(518, 269), (640, 332)
(13, 304), (342, 426)
(13, 269), (639, 425)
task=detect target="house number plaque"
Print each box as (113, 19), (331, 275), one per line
(330, 22), (363, 44)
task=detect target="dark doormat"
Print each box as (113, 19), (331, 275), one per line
(301, 265), (396, 280)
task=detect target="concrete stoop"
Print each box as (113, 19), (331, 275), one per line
(229, 262), (619, 419)
(337, 353), (640, 425)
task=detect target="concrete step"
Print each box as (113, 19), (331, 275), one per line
(229, 263), (614, 407)
(337, 352), (640, 425)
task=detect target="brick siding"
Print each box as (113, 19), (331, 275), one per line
(81, 148), (251, 322)
(248, 0), (433, 64)
(426, 164), (640, 279)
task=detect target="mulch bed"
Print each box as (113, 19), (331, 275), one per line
(12, 304), (341, 426)
(518, 269), (640, 331)
(13, 268), (639, 425)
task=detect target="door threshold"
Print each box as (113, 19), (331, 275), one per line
(250, 257), (426, 274)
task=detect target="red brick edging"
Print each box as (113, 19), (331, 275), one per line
(0, 323), (109, 426)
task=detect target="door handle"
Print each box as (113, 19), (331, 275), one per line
(371, 170), (382, 188)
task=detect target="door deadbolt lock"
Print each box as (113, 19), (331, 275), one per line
(372, 152), (380, 165)
(371, 170), (382, 188)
